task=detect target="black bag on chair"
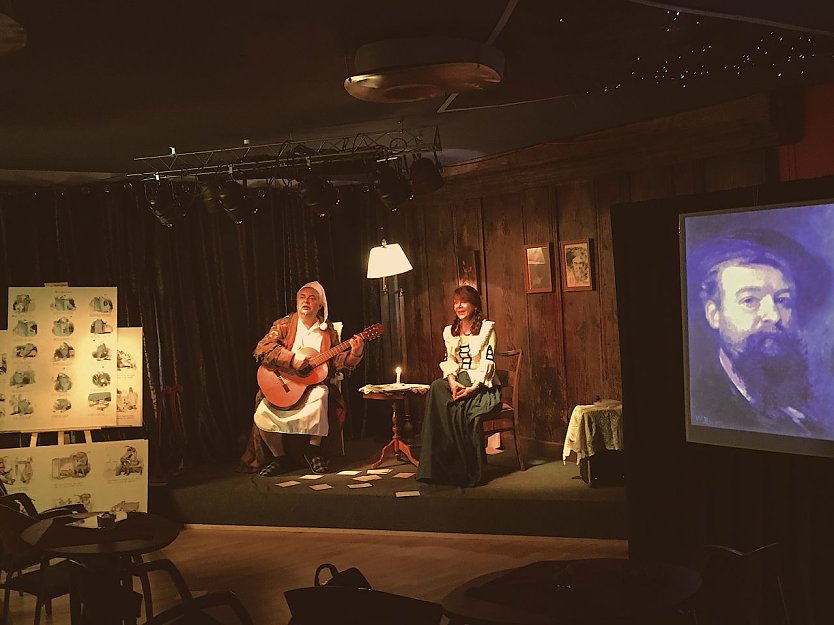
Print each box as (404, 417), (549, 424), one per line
(314, 563), (372, 590)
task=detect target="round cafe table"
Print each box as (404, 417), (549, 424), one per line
(21, 511), (182, 624)
(442, 558), (702, 625)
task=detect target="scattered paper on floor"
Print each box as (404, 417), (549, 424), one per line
(367, 468), (392, 474)
(337, 470), (361, 476)
(353, 475), (382, 482)
(299, 474), (324, 480)
(395, 490), (421, 498)
(276, 480), (301, 488)
(347, 483), (373, 489)
(393, 472), (415, 479)
(309, 484), (333, 491)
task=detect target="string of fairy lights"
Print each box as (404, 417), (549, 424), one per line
(573, 10), (834, 95)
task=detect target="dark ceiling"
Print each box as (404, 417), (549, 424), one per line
(1, 0), (833, 180)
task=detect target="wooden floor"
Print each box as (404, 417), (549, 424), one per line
(4, 525), (628, 624)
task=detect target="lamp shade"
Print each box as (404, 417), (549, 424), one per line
(367, 241), (413, 278)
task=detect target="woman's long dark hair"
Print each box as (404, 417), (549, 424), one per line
(451, 285), (484, 336)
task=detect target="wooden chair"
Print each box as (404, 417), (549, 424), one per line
(0, 496), (75, 625)
(284, 586), (443, 625)
(481, 348), (525, 471)
(683, 542), (791, 625)
(127, 558), (254, 624)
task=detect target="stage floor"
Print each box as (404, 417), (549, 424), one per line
(150, 439), (627, 539)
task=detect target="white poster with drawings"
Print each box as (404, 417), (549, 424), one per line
(0, 439), (148, 513)
(5, 286), (118, 432)
(116, 327), (143, 427)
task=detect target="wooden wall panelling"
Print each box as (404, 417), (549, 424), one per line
(452, 197), (487, 314)
(671, 161), (705, 197)
(439, 94), (790, 200)
(593, 175), (627, 402)
(400, 201), (435, 386)
(422, 199), (458, 376)
(557, 181), (605, 407)
(703, 149), (769, 192)
(481, 192), (530, 434)
(521, 186), (567, 440)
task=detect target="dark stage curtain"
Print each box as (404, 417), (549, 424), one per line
(0, 184), (382, 468)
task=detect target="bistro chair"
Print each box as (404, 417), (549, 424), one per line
(481, 348), (525, 470)
(127, 558), (254, 625)
(0, 496), (75, 625)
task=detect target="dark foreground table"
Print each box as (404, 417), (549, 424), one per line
(442, 558), (701, 625)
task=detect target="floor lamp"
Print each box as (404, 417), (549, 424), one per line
(367, 239), (416, 464)
(367, 239), (412, 375)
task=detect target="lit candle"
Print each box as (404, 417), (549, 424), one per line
(395, 366), (402, 384)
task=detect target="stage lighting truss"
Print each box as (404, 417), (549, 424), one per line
(129, 126), (442, 183)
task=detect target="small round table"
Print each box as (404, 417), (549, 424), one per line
(22, 511), (182, 624)
(360, 383), (429, 469)
(442, 558), (702, 625)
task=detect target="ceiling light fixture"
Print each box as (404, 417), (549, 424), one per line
(0, 12), (26, 57)
(299, 174), (339, 218)
(217, 179), (249, 224)
(373, 163), (412, 211)
(345, 38), (504, 103)
(409, 155), (444, 195)
(197, 179), (222, 214)
(145, 181), (188, 227)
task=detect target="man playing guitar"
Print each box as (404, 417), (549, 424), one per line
(247, 281), (364, 476)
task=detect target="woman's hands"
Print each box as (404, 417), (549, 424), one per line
(448, 376), (480, 401)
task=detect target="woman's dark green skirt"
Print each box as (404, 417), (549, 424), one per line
(415, 371), (501, 487)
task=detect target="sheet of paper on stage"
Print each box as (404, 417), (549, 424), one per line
(353, 475), (381, 482)
(395, 490), (421, 498)
(393, 472), (415, 479)
(337, 470), (361, 476)
(299, 474), (324, 480)
(367, 468), (391, 474)
(348, 482), (373, 489)
(309, 484), (332, 491)
(276, 480), (301, 488)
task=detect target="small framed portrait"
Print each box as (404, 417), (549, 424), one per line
(456, 249), (481, 292)
(560, 239), (594, 292)
(524, 243), (553, 293)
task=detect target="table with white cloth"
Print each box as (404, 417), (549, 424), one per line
(359, 383), (430, 468)
(562, 400), (623, 463)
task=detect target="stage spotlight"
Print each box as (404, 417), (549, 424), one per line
(299, 174), (339, 218)
(145, 181), (187, 227)
(374, 163), (412, 211)
(409, 155), (443, 195)
(218, 179), (250, 224)
(198, 179), (222, 214)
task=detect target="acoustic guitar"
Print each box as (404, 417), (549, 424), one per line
(257, 323), (384, 410)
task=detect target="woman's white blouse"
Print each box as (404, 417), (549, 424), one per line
(439, 320), (497, 387)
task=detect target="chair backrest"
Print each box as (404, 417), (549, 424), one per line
(693, 542), (790, 625)
(0, 496), (40, 571)
(284, 586), (443, 625)
(143, 590), (254, 625)
(492, 349), (522, 415)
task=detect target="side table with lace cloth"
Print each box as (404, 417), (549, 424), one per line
(562, 400), (623, 463)
(359, 383), (430, 468)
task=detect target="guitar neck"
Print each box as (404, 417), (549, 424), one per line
(309, 339), (353, 368)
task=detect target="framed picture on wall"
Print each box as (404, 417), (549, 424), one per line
(523, 243), (553, 293)
(560, 239), (594, 291)
(455, 249), (481, 292)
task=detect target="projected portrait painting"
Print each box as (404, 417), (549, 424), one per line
(682, 201), (834, 450)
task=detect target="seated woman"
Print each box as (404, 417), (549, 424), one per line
(416, 285), (500, 487)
